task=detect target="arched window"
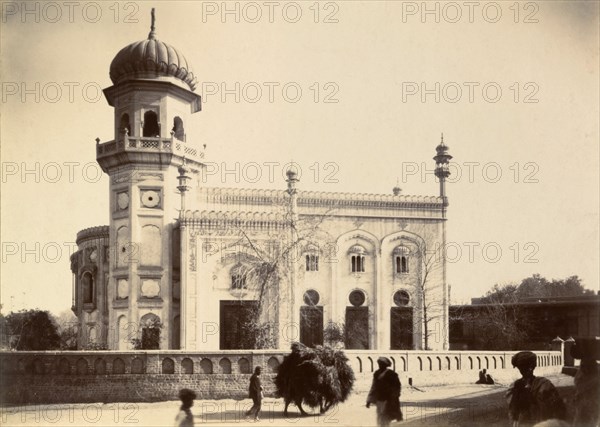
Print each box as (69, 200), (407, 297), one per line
(230, 264), (247, 290)
(348, 245), (366, 273)
(172, 116), (185, 141)
(143, 111), (160, 137)
(305, 254), (319, 272)
(401, 256), (408, 273)
(82, 272), (93, 304)
(393, 246), (410, 273)
(120, 113), (131, 135)
(350, 255), (365, 272)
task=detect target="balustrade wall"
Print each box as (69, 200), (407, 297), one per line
(0, 349), (563, 404)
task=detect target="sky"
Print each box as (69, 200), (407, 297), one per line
(1, 1), (599, 315)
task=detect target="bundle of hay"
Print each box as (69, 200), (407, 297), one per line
(275, 342), (355, 415)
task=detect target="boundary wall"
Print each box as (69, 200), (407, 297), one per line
(0, 350), (563, 404)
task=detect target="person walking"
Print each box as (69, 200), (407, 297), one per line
(246, 366), (263, 422)
(366, 357), (402, 427)
(506, 351), (566, 427)
(174, 388), (196, 427)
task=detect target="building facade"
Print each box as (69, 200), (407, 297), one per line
(450, 295), (600, 350)
(70, 14), (452, 351)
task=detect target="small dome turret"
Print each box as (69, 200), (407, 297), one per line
(109, 9), (198, 90)
(436, 133), (451, 156)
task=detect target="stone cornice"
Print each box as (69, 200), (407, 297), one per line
(103, 79), (201, 108)
(76, 226), (110, 246)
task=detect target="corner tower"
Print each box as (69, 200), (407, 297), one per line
(96, 9), (204, 350)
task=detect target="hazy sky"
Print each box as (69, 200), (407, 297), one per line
(1, 1), (599, 314)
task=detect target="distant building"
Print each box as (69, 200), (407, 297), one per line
(450, 294), (600, 350)
(70, 12), (452, 351)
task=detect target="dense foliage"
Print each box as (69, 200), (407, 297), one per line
(1, 309), (61, 350)
(480, 274), (593, 304)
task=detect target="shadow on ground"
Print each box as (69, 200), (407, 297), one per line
(398, 384), (575, 427)
(192, 399), (337, 424)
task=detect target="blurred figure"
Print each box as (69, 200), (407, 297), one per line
(506, 351), (566, 427)
(572, 357), (599, 427)
(174, 388), (196, 427)
(246, 366), (263, 422)
(366, 357), (402, 427)
(476, 369), (487, 384)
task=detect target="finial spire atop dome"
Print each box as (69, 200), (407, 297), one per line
(148, 8), (157, 40)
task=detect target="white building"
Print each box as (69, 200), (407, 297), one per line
(71, 13), (452, 352)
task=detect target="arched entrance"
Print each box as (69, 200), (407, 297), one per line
(140, 313), (161, 349)
(300, 290), (323, 347)
(345, 290), (369, 349)
(391, 290), (413, 349)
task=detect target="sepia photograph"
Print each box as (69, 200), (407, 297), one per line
(1, 1), (599, 426)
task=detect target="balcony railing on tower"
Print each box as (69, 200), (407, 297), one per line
(96, 131), (204, 161)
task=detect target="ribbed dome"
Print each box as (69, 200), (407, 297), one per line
(109, 11), (197, 90)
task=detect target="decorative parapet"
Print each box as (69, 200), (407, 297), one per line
(197, 187), (444, 211)
(181, 210), (287, 233)
(76, 226), (110, 245)
(96, 135), (205, 170)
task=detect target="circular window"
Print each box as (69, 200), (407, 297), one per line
(394, 290), (410, 307)
(349, 290), (366, 307)
(303, 290), (320, 306)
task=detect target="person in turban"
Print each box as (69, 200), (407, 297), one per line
(505, 351), (566, 426)
(174, 388), (196, 427)
(366, 357), (402, 426)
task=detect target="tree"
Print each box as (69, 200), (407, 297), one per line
(458, 291), (532, 350)
(410, 223), (448, 350)
(54, 310), (79, 350)
(3, 309), (61, 350)
(482, 274), (593, 303)
(223, 191), (337, 349)
(323, 321), (345, 348)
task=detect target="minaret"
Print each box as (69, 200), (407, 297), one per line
(433, 133), (452, 209)
(285, 168), (299, 347)
(177, 159), (192, 218)
(96, 9), (204, 350)
(433, 133), (452, 350)
(176, 159), (192, 349)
